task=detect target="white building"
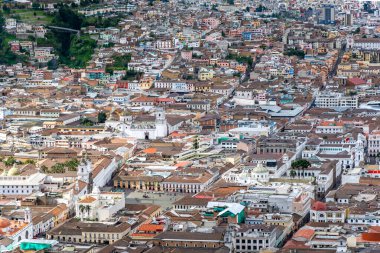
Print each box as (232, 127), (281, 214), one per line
(228, 121), (275, 138)
(352, 38), (380, 50)
(223, 163), (270, 185)
(0, 172), (46, 195)
(124, 109), (168, 140)
(315, 92), (358, 109)
(315, 122), (344, 134)
(232, 224), (279, 252)
(310, 201), (346, 223)
(155, 39), (173, 49)
(5, 18), (17, 30)
(75, 188), (125, 222)
(77, 155), (121, 188)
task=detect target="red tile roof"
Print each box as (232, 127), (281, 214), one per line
(311, 201), (327, 211)
(293, 228), (315, 240)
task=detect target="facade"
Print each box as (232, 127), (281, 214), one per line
(315, 92), (358, 109)
(353, 38), (380, 50)
(186, 100), (211, 111)
(114, 174), (164, 191)
(153, 231), (225, 249)
(232, 225), (279, 253)
(310, 201), (346, 223)
(0, 173), (46, 196)
(161, 169), (218, 193)
(47, 219), (132, 244)
(368, 130), (380, 156)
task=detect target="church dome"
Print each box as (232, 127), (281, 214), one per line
(0, 217), (11, 228)
(251, 163), (269, 174)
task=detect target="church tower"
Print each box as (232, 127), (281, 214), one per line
(355, 139), (364, 167)
(155, 108), (168, 138)
(77, 155), (91, 183)
(24, 207), (32, 223)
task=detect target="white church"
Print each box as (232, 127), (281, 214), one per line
(106, 108), (169, 140)
(223, 163), (270, 185)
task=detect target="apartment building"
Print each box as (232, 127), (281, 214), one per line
(315, 92), (358, 109)
(232, 224), (280, 253)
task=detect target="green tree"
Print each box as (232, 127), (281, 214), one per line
(47, 59), (58, 70)
(32, 2), (40, 9)
(291, 160), (311, 170)
(80, 118), (94, 126)
(2, 5), (11, 14)
(259, 44), (267, 50)
(51, 163), (65, 173)
(193, 135), (199, 150)
(97, 112), (107, 123)
(25, 159), (36, 165)
(284, 48), (305, 59)
(62, 35), (96, 68)
(85, 205), (91, 216)
(4, 157), (16, 167)
(65, 159), (79, 171)
(290, 169), (297, 178)
(40, 165), (49, 173)
(255, 4), (267, 12)
(79, 204), (86, 221)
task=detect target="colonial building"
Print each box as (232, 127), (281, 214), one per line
(47, 219), (132, 244)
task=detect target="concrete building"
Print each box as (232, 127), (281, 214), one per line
(232, 224), (280, 252)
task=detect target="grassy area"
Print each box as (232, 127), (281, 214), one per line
(6, 9), (53, 25)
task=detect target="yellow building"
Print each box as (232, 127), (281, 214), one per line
(139, 77), (155, 90)
(252, 20), (261, 28)
(194, 82), (212, 92)
(198, 68), (214, 81)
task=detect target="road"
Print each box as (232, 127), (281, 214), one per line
(240, 55), (261, 84)
(328, 44), (346, 79)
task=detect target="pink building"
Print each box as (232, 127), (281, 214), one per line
(202, 18), (220, 29)
(181, 51), (192, 61)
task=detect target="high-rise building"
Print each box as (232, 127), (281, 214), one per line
(320, 4), (335, 24)
(344, 12), (353, 26)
